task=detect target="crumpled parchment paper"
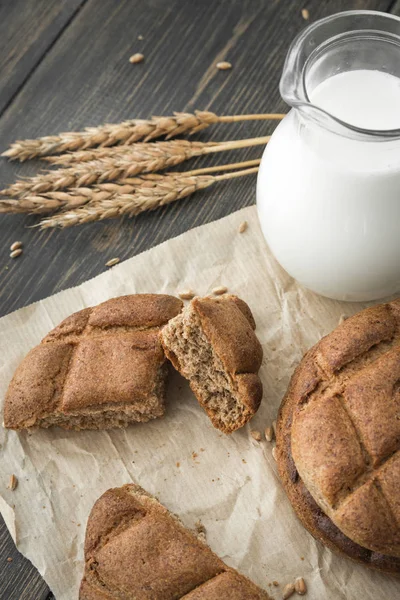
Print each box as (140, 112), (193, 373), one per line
(0, 206), (398, 599)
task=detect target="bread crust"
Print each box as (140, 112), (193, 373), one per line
(4, 294), (182, 430)
(276, 299), (400, 574)
(79, 484), (271, 599)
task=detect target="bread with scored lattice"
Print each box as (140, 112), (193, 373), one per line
(276, 298), (400, 575)
(3, 294), (182, 430)
(79, 484), (271, 599)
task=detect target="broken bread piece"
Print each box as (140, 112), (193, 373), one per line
(160, 295), (263, 433)
(80, 484), (271, 600)
(4, 294), (182, 431)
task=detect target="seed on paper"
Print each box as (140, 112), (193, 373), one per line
(294, 577), (307, 595)
(265, 425), (274, 442)
(8, 474), (18, 491)
(301, 8), (309, 20)
(178, 290), (195, 300)
(212, 286), (228, 295)
(282, 582), (295, 599)
(251, 430), (262, 442)
(216, 61), (232, 70)
(10, 248), (23, 259)
(129, 53), (144, 64)
(238, 221), (248, 233)
(105, 257), (120, 267)
(10, 241), (22, 251)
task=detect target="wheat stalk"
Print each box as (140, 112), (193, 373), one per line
(0, 160), (260, 216)
(0, 137), (269, 198)
(38, 166), (258, 229)
(1, 110), (284, 161)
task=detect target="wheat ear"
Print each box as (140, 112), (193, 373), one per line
(38, 166), (258, 228)
(1, 137), (269, 198)
(0, 160), (260, 215)
(1, 111), (284, 161)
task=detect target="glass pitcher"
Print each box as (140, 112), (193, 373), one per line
(257, 10), (400, 302)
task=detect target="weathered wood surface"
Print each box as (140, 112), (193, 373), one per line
(0, 0), (395, 598)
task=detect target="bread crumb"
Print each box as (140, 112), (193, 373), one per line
(242, 458), (247, 464)
(129, 53), (144, 64)
(339, 314), (348, 325)
(7, 557), (13, 562)
(301, 8), (309, 20)
(176, 461), (180, 468)
(251, 430), (262, 441)
(238, 221), (248, 233)
(216, 61), (232, 70)
(272, 580), (279, 586)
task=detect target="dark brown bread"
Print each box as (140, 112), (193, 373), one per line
(80, 484), (271, 600)
(3, 294), (182, 430)
(276, 298), (400, 574)
(160, 295), (263, 433)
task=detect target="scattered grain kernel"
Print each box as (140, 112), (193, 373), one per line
(7, 557), (12, 562)
(195, 520), (206, 535)
(138, 35), (144, 40)
(265, 425), (274, 442)
(105, 257), (120, 267)
(294, 577), (307, 595)
(301, 8), (309, 20)
(216, 61), (232, 70)
(129, 53), (144, 64)
(272, 419), (277, 437)
(212, 285), (228, 295)
(283, 583), (295, 599)
(272, 446), (277, 461)
(10, 241), (22, 252)
(251, 430), (262, 442)
(178, 289), (195, 300)
(339, 314), (348, 325)
(8, 474), (18, 491)
(10, 249), (22, 259)
(238, 220), (248, 233)
(273, 580), (279, 587)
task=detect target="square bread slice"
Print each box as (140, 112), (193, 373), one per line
(160, 295), (263, 433)
(79, 484), (271, 599)
(3, 294), (182, 431)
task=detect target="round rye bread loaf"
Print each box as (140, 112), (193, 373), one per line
(276, 299), (400, 575)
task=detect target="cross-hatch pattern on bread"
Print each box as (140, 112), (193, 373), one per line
(160, 295), (263, 433)
(277, 299), (400, 572)
(80, 484), (271, 600)
(3, 295), (183, 430)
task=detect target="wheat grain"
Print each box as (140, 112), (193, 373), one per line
(216, 61), (232, 70)
(129, 53), (144, 63)
(1, 111), (284, 161)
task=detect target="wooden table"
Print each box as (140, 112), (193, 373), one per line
(0, 0), (398, 597)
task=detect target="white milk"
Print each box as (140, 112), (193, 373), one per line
(257, 69), (400, 301)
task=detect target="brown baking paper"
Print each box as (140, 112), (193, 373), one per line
(0, 206), (398, 600)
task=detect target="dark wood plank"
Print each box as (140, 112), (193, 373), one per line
(0, 0), (87, 115)
(390, 0), (400, 14)
(0, 1), (393, 599)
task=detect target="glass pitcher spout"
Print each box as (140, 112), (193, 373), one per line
(280, 10), (400, 140)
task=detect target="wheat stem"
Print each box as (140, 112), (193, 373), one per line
(218, 113), (285, 122)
